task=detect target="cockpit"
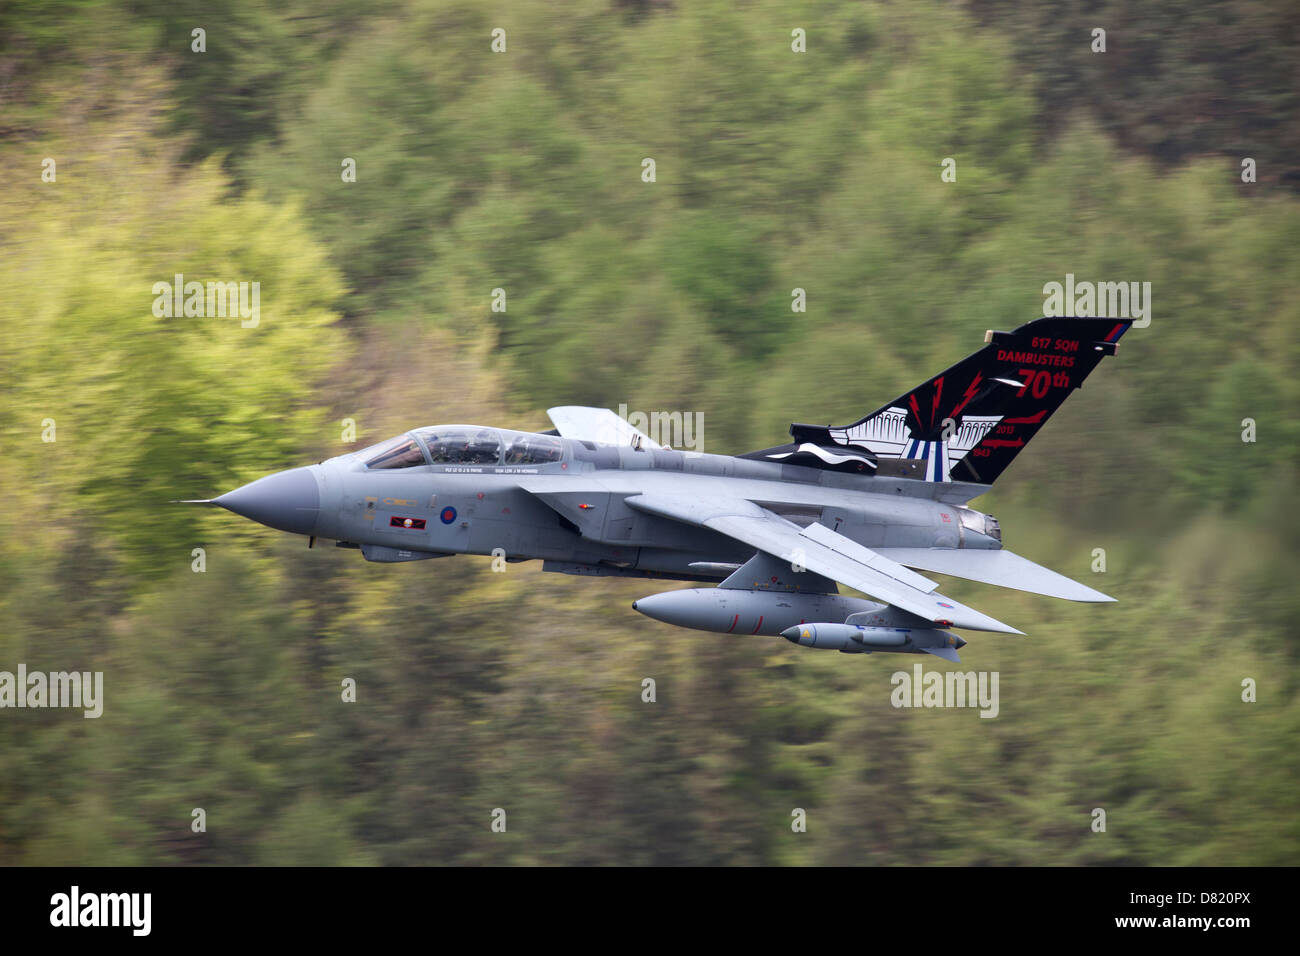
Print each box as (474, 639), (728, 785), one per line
(356, 426), (565, 469)
(416, 426), (502, 465)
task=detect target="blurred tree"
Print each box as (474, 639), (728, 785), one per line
(0, 0), (1297, 867)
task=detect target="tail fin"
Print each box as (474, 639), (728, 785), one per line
(782, 317), (1131, 485)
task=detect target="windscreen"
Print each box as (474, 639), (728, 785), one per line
(363, 436), (427, 469)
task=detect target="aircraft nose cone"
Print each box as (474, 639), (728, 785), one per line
(215, 467), (320, 536)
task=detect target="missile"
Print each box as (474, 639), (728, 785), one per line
(780, 623), (967, 659)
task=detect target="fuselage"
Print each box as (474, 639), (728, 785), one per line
(223, 424), (1003, 581)
(209, 313), (1134, 654)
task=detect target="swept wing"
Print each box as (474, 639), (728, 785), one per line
(623, 493), (1022, 634)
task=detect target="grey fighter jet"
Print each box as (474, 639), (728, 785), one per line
(194, 317), (1131, 661)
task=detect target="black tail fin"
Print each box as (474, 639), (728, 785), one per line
(781, 317), (1131, 485)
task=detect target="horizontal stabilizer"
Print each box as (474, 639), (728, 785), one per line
(874, 548), (1114, 602)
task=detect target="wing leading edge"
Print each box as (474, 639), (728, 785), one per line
(623, 494), (1022, 634)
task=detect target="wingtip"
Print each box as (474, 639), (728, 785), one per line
(945, 612), (1023, 635)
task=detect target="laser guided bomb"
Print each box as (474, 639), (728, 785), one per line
(192, 318), (1130, 661)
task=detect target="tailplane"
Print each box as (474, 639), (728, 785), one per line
(752, 317), (1131, 484)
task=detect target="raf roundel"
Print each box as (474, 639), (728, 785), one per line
(440, 506), (457, 525)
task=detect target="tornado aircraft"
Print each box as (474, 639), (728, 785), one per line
(192, 317), (1131, 661)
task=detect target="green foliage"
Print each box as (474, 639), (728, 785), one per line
(965, 0), (1300, 190)
(0, 71), (349, 580)
(0, 0), (1296, 866)
(662, 214), (783, 360)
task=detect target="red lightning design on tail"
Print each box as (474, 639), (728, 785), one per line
(947, 371), (984, 421)
(929, 376), (945, 429)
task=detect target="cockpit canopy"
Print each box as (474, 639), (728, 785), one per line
(414, 426), (501, 465)
(358, 426), (564, 469)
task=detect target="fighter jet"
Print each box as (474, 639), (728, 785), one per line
(193, 317), (1130, 661)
